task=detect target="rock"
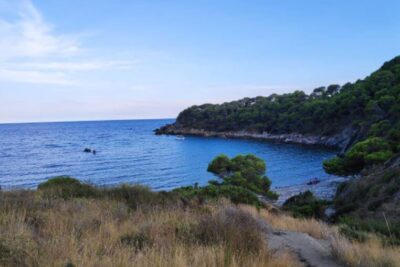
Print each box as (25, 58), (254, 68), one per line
(83, 148), (92, 153)
(154, 125), (356, 151)
(307, 178), (321, 185)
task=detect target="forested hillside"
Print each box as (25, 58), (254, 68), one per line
(157, 56), (400, 176)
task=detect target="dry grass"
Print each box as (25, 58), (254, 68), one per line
(2, 189), (399, 267)
(238, 204), (335, 239)
(330, 233), (400, 267)
(0, 191), (302, 267)
(238, 204), (400, 267)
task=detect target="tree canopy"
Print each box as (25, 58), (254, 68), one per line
(175, 154), (278, 205)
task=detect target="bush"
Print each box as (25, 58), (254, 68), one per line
(38, 176), (97, 200)
(207, 154), (274, 197)
(176, 154), (278, 206)
(103, 184), (175, 209)
(324, 137), (395, 175)
(207, 154), (232, 176)
(323, 157), (347, 175)
(282, 191), (330, 219)
(365, 151), (393, 165)
(37, 177), (180, 209)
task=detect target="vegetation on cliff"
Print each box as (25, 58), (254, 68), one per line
(323, 137), (395, 175)
(160, 56), (400, 176)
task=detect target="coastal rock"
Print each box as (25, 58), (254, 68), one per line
(155, 124), (359, 151)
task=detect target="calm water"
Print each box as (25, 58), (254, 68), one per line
(0, 119), (339, 190)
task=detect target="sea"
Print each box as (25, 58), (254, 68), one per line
(0, 119), (341, 194)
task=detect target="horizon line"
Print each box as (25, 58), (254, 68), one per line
(0, 117), (176, 125)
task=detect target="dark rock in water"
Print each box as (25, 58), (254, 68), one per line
(83, 148), (92, 153)
(307, 178), (320, 185)
(92, 150), (97, 155)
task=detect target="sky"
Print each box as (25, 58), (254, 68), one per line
(0, 0), (399, 123)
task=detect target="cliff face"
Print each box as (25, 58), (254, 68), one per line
(155, 123), (360, 152)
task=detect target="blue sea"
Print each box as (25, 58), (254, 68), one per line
(0, 119), (339, 190)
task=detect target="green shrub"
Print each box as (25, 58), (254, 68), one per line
(323, 157), (347, 175)
(103, 184), (169, 209)
(38, 176), (97, 200)
(207, 154), (232, 176)
(37, 177), (180, 209)
(365, 151), (393, 165)
(207, 154), (273, 197)
(324, 137), (395, 175)
(368, 120), (392, 137)
(282, 191), (329, 219)
(174, 155), (276, 206)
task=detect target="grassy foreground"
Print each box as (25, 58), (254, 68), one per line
(0, 177), (399, 267)
(0, 181), (297, 267)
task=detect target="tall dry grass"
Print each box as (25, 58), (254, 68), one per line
(239, 204), (400, 267)
(2, 188), (399, 267)
(0, 191), (302, 267)
(238, 204), (335, 239)
(330, 233), (400, 267)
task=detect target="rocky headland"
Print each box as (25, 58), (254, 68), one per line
(155, 123), (360, 153)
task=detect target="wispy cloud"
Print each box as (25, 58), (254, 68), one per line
(0, 68), (75, 85)
(0, 0), (79, 59)
(0, 0), (134, 85)
(5, 60), (136, 72)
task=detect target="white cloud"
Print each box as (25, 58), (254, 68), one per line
(0, 68), (76, 85)
(0, 0), (134, 85)
(8, 60), (136, 72)
(0, 0), (79, 59)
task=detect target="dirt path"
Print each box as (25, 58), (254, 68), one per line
(258, 219), (343, 267)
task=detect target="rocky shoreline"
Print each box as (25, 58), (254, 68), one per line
(273, 176), (349, 206)
(155, 124), (358, 152)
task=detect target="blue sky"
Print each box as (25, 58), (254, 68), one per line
(0, 0), (399, 123)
